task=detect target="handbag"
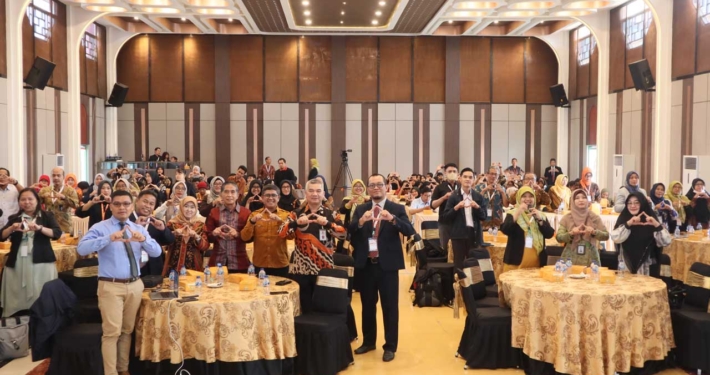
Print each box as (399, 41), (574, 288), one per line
(668, 285), (686, 310)
(0, 316), (30, 361)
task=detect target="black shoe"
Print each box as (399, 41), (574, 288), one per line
(481, 242), (493, 247)
(383, 350), (395, 362)
(354, 345), (376, 355)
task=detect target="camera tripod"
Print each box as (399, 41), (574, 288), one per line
(332, 156), (354, 196)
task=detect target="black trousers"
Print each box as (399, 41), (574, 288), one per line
(358, 260), (399, 352)
(451, 229), (478, 270)
(290, 273), (317, 314)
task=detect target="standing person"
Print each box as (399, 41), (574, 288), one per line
(279, 178), (345, 313)
(543, 158), (563, 188)
(205, 182), (251, 273)
(163, 197), (209, 275)
(556, 189), (609, 266)
(505, 158), (524, 178)
(308, 158), (320, 181)
(686, 178), (710, 229)
(579, 167), (601, 203)
(508, 173), (552, 209)
(337, 179), (368, 254)
(77, 190), (162, 375)
(614, 171), (647, 213)
(130, 190), (175, 276)
(274, 158), (297, 187)
(0, 188), (62, 317)
(64, 173), (83, 199)
(148, 147), (162, 167)
(241, 180), (264, 212)
(430, 163), (459, 251)
(442, 168), (486, 270)
(83, 173), (107, 204)
(259, 157), (276, 181)
(665, 181), (691, 231)
(174, 169), (197, 198)
(241, 184), (293, 277)
(39, 167), (79, 234)
(649, 183), (678, 233)
(76, 180), (113, 228)
(348, 174), (415, 362)
(611, 192), (672, 276)
(475, 166), (509, 234)
(0, 168), (22, 229)
(234, 166), (248, 200)
(154, 181), (189, 222)
(278, 180), (300, 212)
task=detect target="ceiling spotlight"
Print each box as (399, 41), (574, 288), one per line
(379, 1), (386, 5)
(343, 1), (347, 4)
(228, 18), (233, 22)
(493, 20), (499, 23)
(448, 20), (454, 24)
(302, 0), (309, 5)
(375, 10), (382, 16)
(305, 19), (312, 25)
(341, 11), (345, 15)
(372, 20), (378, 25)
(181, 17), (186, 21)
(541, 20), (545, 23)
(304, 10), (310, 15)
(340, 20), (344, 24)
(134, 16), (139, 20)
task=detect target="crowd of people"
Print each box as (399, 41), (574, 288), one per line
(0, 151), (709, 374)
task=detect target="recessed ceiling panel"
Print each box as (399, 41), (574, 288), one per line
(288, 0), (398, 28)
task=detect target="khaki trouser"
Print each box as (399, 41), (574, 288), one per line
(98, 279), (144, 375)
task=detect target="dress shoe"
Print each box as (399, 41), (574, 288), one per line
(382, 350), (395, 362)
(354, 345), (376, 355)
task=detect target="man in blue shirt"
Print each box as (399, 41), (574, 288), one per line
(77, 190), (162, 375)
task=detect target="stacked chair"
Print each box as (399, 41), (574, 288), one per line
(333, 253), (358, 342)
(418, 220), (449, 264)
(671, 262), (710, 374)
(294, 269), (353, 375)
(57, 258), (101, 324)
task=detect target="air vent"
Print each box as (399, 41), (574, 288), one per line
(685, 157), (698, 171)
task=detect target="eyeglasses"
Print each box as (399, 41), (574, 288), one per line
(111, 202), (133, 207)
(368, 183), (385, 189)
(627, 201), (641, 206)
(263, 194), (279, 198)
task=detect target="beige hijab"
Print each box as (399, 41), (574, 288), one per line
(559, 189), (605, 246)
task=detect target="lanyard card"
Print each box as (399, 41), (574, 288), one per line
(319, 229), (327, 242)
(577, 245), (585, 255)
(19, 243), (28, 257)
(487, 208), (492, 217)
(587, 195), (592, 202)
(368, 238), (378, 253)
(524, 233), (533, 248)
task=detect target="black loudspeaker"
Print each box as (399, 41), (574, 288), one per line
(23, 57), (55, 90)
(107, 83), (129, 107)
(628, 59), (655, 91)
(549, 84), (570, 108)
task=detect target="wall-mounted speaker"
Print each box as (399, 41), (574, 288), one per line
(107, 83), (129, 107)
(549, 84), (570, 108)
(628, 59), (655, 91)
(24, 57), (55, 90)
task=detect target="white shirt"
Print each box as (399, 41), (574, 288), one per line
(410, 198), (430, 210)
(461, 188), (474, 227)
(0, 184), (19, 229)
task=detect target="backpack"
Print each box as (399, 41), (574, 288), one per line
(412, 269), (445, 308)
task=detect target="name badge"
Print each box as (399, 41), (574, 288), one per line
(524, 234), (533, 248)
(577, 245), (585, 255)
(368, 238), (378, 253)
(141, 250), (149, 263)
(319, 229), (327, 242)
(487, 209), (492, 217)
(587, 195), (592, 202)
(19, 243), (28, 257)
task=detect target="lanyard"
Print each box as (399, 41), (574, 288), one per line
(101, 202), (109, 220)
(371, 206), (382, 239)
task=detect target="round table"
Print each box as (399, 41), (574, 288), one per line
(0, 243), (80, 273)
(135, 276), (300, 364)
(663, 232), (710, 283)
(500, 269), (674, 375)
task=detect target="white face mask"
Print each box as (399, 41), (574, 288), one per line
(446, 172), (457, 182)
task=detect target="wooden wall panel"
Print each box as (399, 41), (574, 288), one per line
(525, 38), (557, 104)
(264, 36), (298, 102)
(50, 2), (67, 90)
(413, 37), (445, 103)
(345, 36), (378, 102)
(590, 43), (598, 96)
(184, 35), (215, 103)
(85, 54), (99, 97)
(97, 25), (107, 99)
(492, 38), (525, 103)
(379, 37), (412, 102)
(697, 16), (710, 73)
(116, 35), (150, 102)
(0, 0), (5, 76)
(150, 34), (184, 102)
(22, 13), (33, 78)
(644, 18), (656, 80)
(672, 0), (696, 79)
(230, 36), (263, 102)
(460, 37), (491, 103)
(577, 60), (590, 98)
(569, 30), (577, 100)
(609, 6), (626, 92)
(299, 36), (332, 102)
(79, 41), (88, 95)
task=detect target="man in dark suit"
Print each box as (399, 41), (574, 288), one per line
(442, 168), (486, 270)
(543, 158), (563, 189)
(130, 190), (175, 275)
(349, 174), (415, 362)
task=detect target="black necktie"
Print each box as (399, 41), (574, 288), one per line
(119, 222), (139, 278)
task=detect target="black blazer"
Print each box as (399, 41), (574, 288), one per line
(348, 200), (415, 271)
(75, 201), (112, 229)
(1, 211), (62, 267)
(500, 214), (555, 266)
(442, 189), (486, 240)
(544, 166), (563, 186)
(130, 212), (174, 276)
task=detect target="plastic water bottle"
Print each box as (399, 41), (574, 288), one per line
(674, 226), (681, 238)
(697, 223), (703, 231)
(216, 263), (225, 285)
(169, 269), (178, 291)
(204, 267), (212, 284)
(565, 258), (573, 276)
(247, 263), (256, 278)
(618, 258), (627, 279)
(180, 266), (187, 277)
(195, 276), (202, 296)
(590, 261), (600, 282)
(554, 260), (563, 281)
(689, 225), (695, 235)
(263, 275), (270, 295)
(258, 268), (266, 283)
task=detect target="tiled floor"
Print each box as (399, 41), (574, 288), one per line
(1, 267), (692, 375)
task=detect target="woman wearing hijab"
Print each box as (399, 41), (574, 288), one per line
(199, 176), (225, 217)
(113, 178), (139, 198)
(76, 180), (113, 228)
(579, 167), (601, 203)
(163, 197), (209, 276)
(82, 173), (106, 203)
(548, 174), (571, 211)
(686, 178), (710, 229)
(600, 189), (613, 208)
(614, 171), (647, 213)
(308, 159), (320, 181)
(665, 181), (691, 231)
(336, 179), (369, 255)
(500, 187), (556, 273)
(278, 180), (299, 212)
(31, 175), (50, 194)
(611, 192), (672, 276)
(649, 183), (678, 233)
(155, 181), (189, 221)
(557, 189), (609, 266)
(241, 180), (264, 212)
(64, 173), (83, 199)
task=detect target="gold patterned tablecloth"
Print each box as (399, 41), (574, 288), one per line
(487, 238), (561, 279)
(663, 233), (710, 283)
(0, 242), (80, 273)
(500, 269), (674, 375)
(135, 276), (300, 364)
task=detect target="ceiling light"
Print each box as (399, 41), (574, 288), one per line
(140, 7), (180, 13)
(453, 1), (500, 10)
(302, 0), (309, 5)
(343, 1), (347, 4)
(305, 19), (312, 25)
(340, 20), (344, 24)
(372, 20), (378, 25)
(83, 5), (129, 12)
(304, 10), (311, 15)
(228, 18), (233, 22)
(564, 0), (611, 9)
(194, 8), (235, 15)
(497, 10), (542, 17)
(186, 0), (230, 6)
(341, 11), (345, 15)
(552, 9), (597, 16)
(375, 10), (382, 16)
(134, 16), (139, 20)
(77, 0), (119, 4)
(181, 17), (186, 21)
(540, 20), (545, 23)
(379, 1), (386, 5)
(493, 20), (499, 23)
(126, 0), (172, 6)
(449, 10), (488, 17)
(507, 1), (556, 10)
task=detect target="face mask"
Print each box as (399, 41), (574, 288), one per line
(122, 174), (130, 180)
(446, 172), (457, 181)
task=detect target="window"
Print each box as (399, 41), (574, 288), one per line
(623, 0), (649, 50)
(26, 0), (54, 42)
(577, 27), (594, 66)
(697, 0), (710, 24)
(83, 24), (98, 61)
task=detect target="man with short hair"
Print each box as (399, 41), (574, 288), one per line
(475, 166), (509, 232)
(259, 156), (276, 181)
(274, 158), (297, 187)
(349, 174), (415, 362)
(130, 190), (175, 275)
(544, 158), (563, 188)
(205, 182), (251, 273)
(77, 190), (162, 375)
(241, 184), (293, 277)
(509, 172), (552, 208)
(39, 167), (79, 233)
(431, 163), (459, 250)
(148, 147), (161, 168)
(505, 158), (524, 177)
(443, 168), (486, 270)
(0, 168), (23, 229)
(235, 165), (248, 200)
(408, 187), (432, 217)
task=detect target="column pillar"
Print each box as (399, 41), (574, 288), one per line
(105, 27), (136, 157)
(539, 32), (569, 173)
